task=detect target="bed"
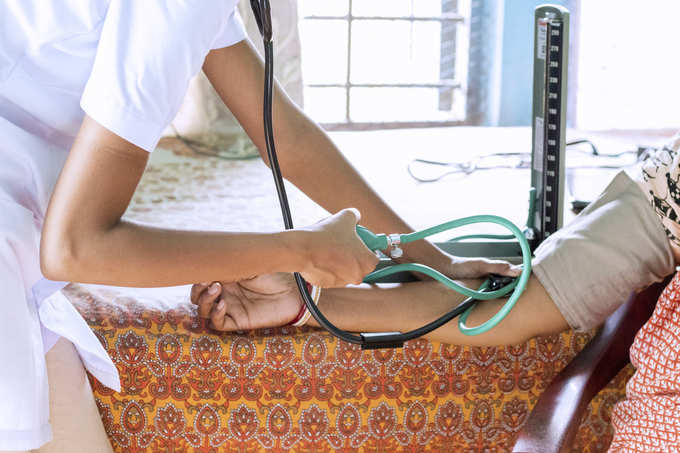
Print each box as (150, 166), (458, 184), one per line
(63, 135), (639, 452)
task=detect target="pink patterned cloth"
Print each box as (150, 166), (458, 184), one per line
(610, 273), (680, 452)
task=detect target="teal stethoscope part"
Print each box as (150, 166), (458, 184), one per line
(356, 214), (532, 336)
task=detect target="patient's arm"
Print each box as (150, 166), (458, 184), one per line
(192, 273), (569, 347)
(314, 275), (566, 346)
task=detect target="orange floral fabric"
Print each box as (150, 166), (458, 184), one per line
(66, 284), (630, 453)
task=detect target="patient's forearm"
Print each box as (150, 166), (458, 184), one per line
(307, 275), (569, 346)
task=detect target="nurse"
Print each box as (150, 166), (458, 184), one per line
(0, 1), (513, 451)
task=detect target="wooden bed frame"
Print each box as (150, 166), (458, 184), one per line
(511, 277), (671, 452)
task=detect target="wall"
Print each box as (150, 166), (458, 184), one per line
(496, 0), (571, 126)
(575, 0), (680, 130)
(489, 0), (679, 130)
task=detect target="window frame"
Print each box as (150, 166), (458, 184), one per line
(300, 0), (471, 131)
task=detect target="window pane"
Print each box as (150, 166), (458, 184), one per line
(351, 21), (441, 84)
(350, 87), (459, 122)
(299, 0), (349, 17)
(352, 0), (411, 17)
(300, 20), (348, 84)
(304, 87), (347, 123)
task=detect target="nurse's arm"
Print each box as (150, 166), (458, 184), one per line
(202, 40), (515, 280)
(40, 116), (378, 287)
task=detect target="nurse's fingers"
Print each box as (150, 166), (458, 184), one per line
(196, 282), (221, 319)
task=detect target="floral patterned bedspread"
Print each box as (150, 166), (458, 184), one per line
(65, 147), (631, 452)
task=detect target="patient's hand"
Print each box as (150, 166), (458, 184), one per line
(190, 274), (302, 331)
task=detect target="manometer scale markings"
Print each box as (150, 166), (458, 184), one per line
(542, 20), (563, 239)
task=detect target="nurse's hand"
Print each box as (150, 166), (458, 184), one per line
(190, 274), (300, 331)
(295, 208), (379, 288)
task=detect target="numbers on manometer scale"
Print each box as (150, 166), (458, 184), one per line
(542, 19), (563, 240)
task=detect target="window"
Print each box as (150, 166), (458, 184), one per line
(298, 0), (471, 130)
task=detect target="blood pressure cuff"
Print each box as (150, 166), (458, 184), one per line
(532, 170), (675, 331)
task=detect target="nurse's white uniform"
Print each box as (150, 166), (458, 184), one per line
(0, 1), (246, 449)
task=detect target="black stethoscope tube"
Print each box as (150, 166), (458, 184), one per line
(261, 40), (365, 345)
(262, 38), (492, 349)
(253, 0), (500, 349)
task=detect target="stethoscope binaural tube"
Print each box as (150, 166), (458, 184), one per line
(249, 0), (368, 346)
(249, 0), (532, 349)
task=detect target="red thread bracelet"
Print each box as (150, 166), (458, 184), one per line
(287, 282), (313, 326)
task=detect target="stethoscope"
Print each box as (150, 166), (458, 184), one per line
(249, 0), (532, 349)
